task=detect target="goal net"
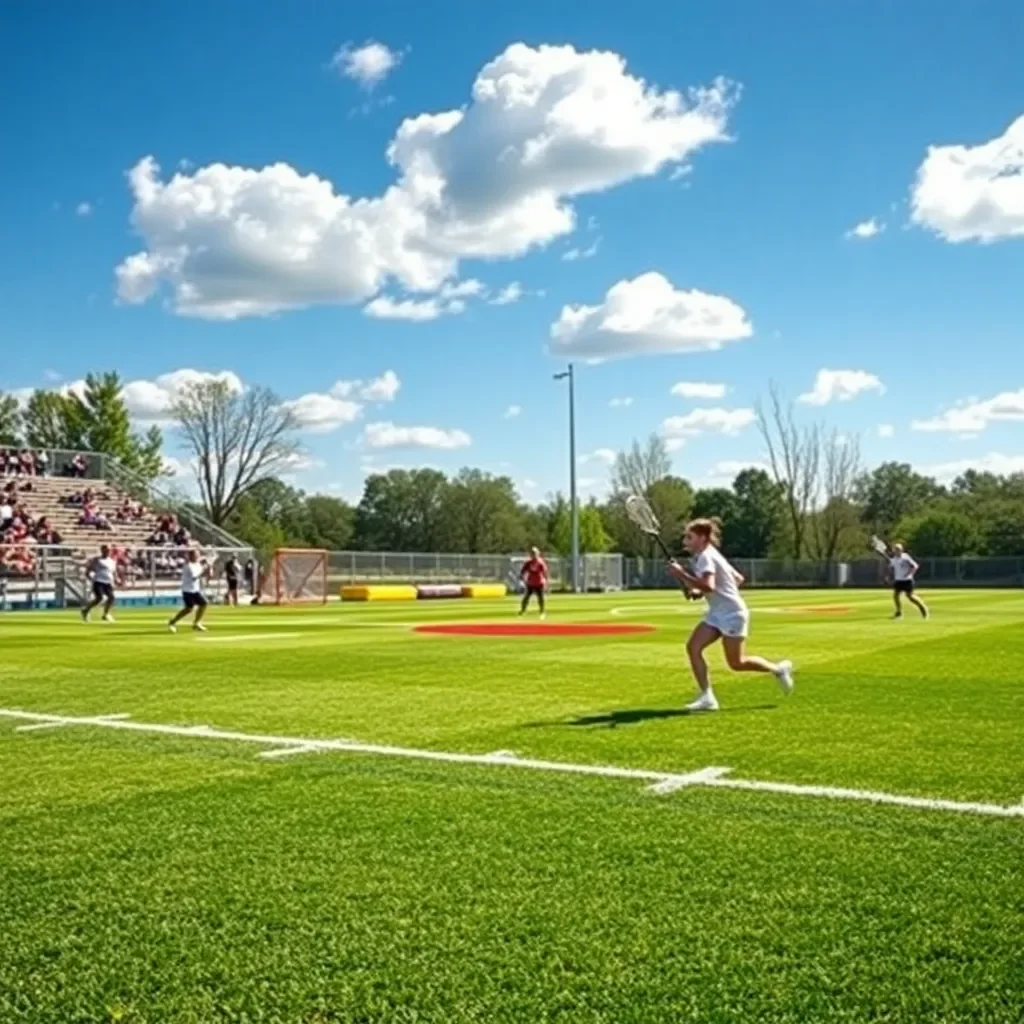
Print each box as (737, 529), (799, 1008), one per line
(264, 548), (329, 605)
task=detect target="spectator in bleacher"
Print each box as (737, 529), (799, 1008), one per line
(4, 449), (18, 477)
(18, 450), (37, 476)
(66, 453), (88, 478)
(0, 497), (13, 531)
(36, 450), (49, 476)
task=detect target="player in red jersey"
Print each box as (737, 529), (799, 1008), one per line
(519, 546), (548, 619)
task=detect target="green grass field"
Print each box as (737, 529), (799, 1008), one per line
(1, 588), (1022, 1023)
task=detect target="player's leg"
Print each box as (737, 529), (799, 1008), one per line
(892, 585), (903, 618)
(101, 587), (116, 622)
(685, 622), (721, 710)
(81, 585), (102, 622)
(192, 594), (208, 631)
(722, 633), (794, 694)
(168, 595), (191, 631)
(519, 585), (530, 615)
(907, 586), (929, 618)
(537, 586), (546, 619)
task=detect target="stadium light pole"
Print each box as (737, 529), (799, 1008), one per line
(553, 364), (580, 593)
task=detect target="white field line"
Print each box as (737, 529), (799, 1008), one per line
(194, 632), (303, 644)
(1, 708), (1021, 819)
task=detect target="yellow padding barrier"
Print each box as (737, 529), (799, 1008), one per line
(461, 583), (508, 599)
(341, 584), (418, 602)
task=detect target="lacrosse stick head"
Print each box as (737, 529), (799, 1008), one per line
(870, 535), (889, 556)
(625, 494), (661, 536)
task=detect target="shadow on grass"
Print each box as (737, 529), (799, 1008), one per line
(525, 704), (778, 729)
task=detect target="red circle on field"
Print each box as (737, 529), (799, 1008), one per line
(794, 605), (852, 615)
(414, 622), (657, 637)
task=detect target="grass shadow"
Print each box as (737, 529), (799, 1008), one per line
(525, 704), (778, 729)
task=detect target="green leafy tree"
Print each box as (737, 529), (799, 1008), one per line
(354, 469), (450, 551)
(0, 391), (19, 446)
(550, 500), (612, 555)
(897, 509), (979, 557)
(980, 501), (1024, 556)
(303, 495), (355, 551)
(21, 389), (85, 448)
(730, 468), (783, 557)
(443, 469), (526, 553)
(857, 461), (944, 536)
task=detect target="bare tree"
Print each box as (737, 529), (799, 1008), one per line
(611, 434), (671, 496)
(756, 383), (821, 559)
(171, 380), (300, 524)
(808, 431), (863, 565)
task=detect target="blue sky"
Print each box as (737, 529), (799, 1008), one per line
(2, 0), (1022, 501)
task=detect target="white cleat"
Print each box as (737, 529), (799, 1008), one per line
(193, 623), (207, 632)
(81, 610), (90, 623)
(540, 613), (547, 621)
(102, 615), (115, 624)
(167, 622), (177, 633)
(685, 691), (720, 712)
(774, 659), (795, 696)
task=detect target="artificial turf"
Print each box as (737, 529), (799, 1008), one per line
(1, 589), (1021, 1022)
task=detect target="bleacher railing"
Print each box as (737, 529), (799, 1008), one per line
(18, 447), (246, 551)
(0, 544), (256, 609)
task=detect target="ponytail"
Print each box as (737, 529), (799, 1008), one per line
(685, 517), (722, 547)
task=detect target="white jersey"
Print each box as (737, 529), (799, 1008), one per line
(692, 546), (747, 616)
(889, 554), (916, 581)
(181, 561), (206, 594)
(91, 557), (117, 585)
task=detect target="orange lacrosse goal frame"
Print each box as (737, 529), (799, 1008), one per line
(263, 548), (329, 605)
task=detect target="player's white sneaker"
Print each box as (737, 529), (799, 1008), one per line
(167, 622), (177, 633)
(102, 614), (115, 624)
(540, 612), (547, 621)
(686, 691), (719, 712)
(80, 608), (90, 623)
(774, 659), (794, 695)
(193, 623), (207, 632)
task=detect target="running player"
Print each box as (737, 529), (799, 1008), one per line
(81, 544), (120, 623)
(669, 518), (794, 712)
(519, 546), (548, 620)
(224, 555), (241, 606)
(886, 542), (929, 619)
(167, 549), (209, 633)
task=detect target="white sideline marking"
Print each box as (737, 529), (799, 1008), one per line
(259, 744), (326, 760)
(15, 712), (131, 733)
(1, 708), (1021, 820)
(648, 766), (731, 794)
(194, 632), (303, 643)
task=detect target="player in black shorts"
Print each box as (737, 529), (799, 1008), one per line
(224, 555), (241, 606)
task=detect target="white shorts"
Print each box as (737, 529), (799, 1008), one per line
(703, 607), (750, 638)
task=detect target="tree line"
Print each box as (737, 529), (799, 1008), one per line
(3, 376), (1023, 561)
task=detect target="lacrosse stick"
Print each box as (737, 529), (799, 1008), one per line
(870, 535), (889, 557)
(626, 495), (699, 599)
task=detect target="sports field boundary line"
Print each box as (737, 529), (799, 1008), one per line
(1, 708), (1021, 820)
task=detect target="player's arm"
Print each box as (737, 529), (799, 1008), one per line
(669, 560), (714, 594)
(731, 569), (745, 586)
(906, 555), (920, 577)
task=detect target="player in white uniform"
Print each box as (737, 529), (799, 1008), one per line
(167, 549), (209, 633)
(81, 544), (120, 623)
(668, 518), (794, 712)
(886, 542), (928, 619)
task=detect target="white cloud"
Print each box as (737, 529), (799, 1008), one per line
(120, 369), (244, 423)
(665, 438), (686, 453)
(577, 477), (599, 490)
(490, 282), (523, 306)
(504, 404), (522, 419)
(877, 423), (895, 439)
(355, 370), (401, 403)
(920, 452), (1024, 484)
(281, 393), (362, 433)
(561, 238), (600, 261)
(280, 452), (325, 473)
(521, 478), (538, 491)
(910, 116), (1024, 242)
(76, 202), (93, 217)
(579, 448), (616, 466)
(798, 369), (885, 406)
(912, 388), (1024, 435)
(671, 380), (727, 399)
(662, 407), (755, 442)
(845, 217), (883, 240)
(331, 41), (403, 90)
(364, 295), (463, 321)
(116, 44), (736, 320)
(549, 272), (752, 360)
(362, 421), (471, 450)
(609, 396), (633, 408)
